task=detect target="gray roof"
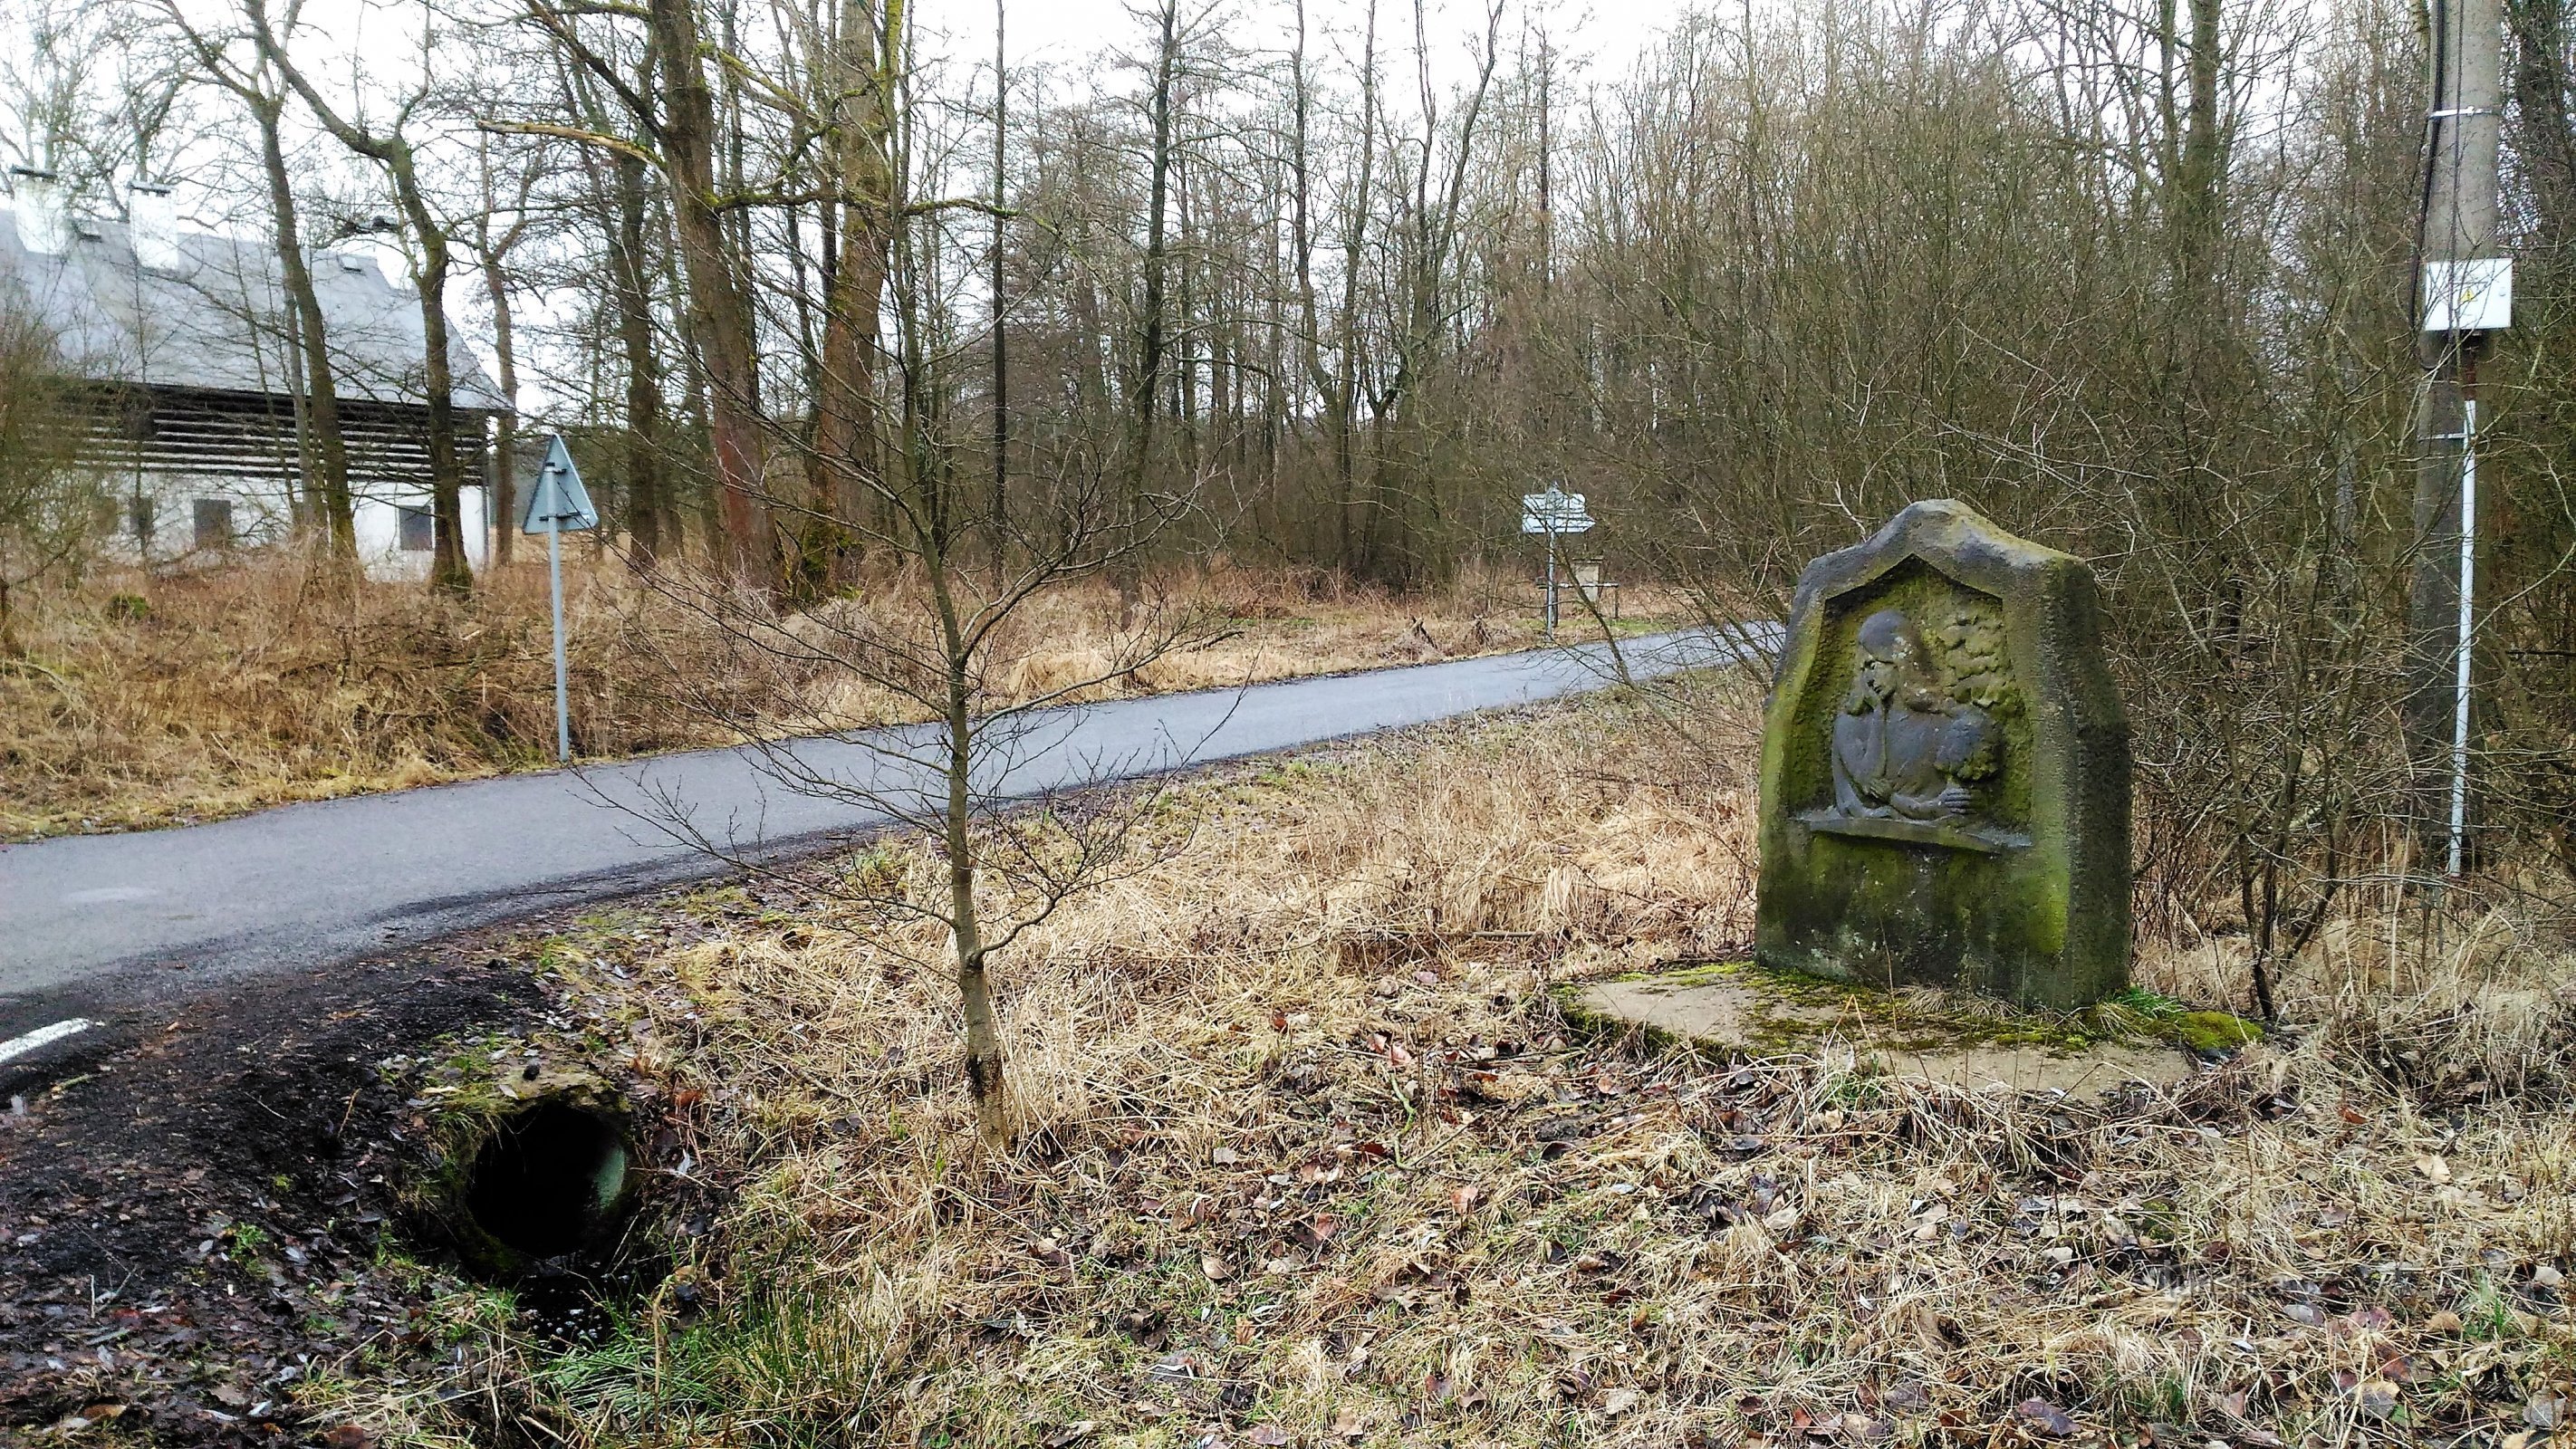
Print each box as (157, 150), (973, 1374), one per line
(0, 203), (510, 413)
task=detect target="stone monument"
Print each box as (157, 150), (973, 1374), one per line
(1755, 499), (2130, 1008)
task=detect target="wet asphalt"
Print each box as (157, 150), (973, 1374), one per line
(0, 629), (1758, 1068)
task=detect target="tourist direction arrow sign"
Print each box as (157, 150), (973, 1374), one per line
(1521, 485), (1594, 534)
(1520, 484), (1600, 639)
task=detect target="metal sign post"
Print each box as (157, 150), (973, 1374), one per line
(2420, 258), (2511, 878)
(1520, 485), (1595, 639)
(520, 436), (600, 763)
(2449, 399), (2480, 878)
(1546, 522), (1559, 638)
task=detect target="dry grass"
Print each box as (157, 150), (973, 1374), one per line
(0, 552), (1666, 840)
(317, 677), (2576, 1449)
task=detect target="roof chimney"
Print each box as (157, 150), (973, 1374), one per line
(129, 180), (181, 272)
(10, 167), (70, 254)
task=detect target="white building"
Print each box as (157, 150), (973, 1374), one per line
(0, 170), (512, 580)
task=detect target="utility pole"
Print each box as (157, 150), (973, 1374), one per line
(991, 0), (1008, 554)
(2406, 0), (2506, 878)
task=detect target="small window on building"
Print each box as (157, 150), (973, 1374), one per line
(192, 498), (234, 552)
(399, 505), (436, 552)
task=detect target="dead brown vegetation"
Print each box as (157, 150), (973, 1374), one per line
(301, 677), (2576, 1448)
(0, 551), (1668, 840)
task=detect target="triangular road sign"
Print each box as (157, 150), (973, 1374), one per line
(520, 434), (600, 533)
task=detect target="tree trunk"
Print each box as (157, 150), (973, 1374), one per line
(255, 100), (354, 559)
(813, 0), (897, 591)
(609, 151), (670, 561)
(397, 180), (473, 593)
(937, 569), (1005, 1144)
(990, 0), (1008, 558)
(1123, 0), (1181, 610)
(1290, 0), (1324, 500)
(649, 0), (774, 586)
(480, 247), (519, 567)
(922, 325), (1008, 1147)
(1333, 1), (1379, 573)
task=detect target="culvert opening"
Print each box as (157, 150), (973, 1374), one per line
(462, 1099), (633, 1262)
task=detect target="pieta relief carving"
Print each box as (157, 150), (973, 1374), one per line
(1756, 499), (2131, 1008)
(1805, 598), (2026, 853)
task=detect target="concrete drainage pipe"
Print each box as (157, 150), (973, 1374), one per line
(447, 1096), (637, 1277)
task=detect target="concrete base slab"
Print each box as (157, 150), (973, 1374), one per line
(1571, 963), (2203, 1101)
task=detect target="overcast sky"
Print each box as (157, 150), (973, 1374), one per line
(207, 0), (1695, 111)
(940, 0), (1681, 85)
(195, 0), (1695, 162)
(70, 0), (1708, 410)
(256, 0), (1691, 96)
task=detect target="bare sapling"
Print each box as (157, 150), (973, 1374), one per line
(601, 13), (1226, 1142)
(0, 307), (95, 657)
(616, 466), (1223, 1147)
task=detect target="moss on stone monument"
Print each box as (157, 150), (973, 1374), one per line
(1754, 501), (2133, 1009)
(1562, 960), (2258, 1061)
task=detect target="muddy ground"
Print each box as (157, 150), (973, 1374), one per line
(0, 892), (744, 1447)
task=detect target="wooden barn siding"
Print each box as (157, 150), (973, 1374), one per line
(74, 382), (492, 492)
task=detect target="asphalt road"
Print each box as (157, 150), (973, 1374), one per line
(0, 630), (1752, 1057)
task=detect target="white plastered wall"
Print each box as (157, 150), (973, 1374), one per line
(352, 488), (493, 580)
(94, 466), (493, 581)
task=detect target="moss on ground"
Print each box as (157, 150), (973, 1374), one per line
(1571, 960), (2261, 1060)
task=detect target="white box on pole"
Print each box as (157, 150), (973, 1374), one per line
(2421, 258), (2513, 333)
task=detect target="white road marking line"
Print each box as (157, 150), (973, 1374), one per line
(0, 1018), (96, 1068)
(64, 887), (159, 904)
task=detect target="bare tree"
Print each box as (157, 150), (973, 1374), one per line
(635, 167), (1216, 1146)
(249, 0), (476, 590)
(0, 304), (95, 651)
(466, 133), (539, 565)
(155, 0), (360, 558)
(803, 0), (900, 593)
(517, 0), (777, 584)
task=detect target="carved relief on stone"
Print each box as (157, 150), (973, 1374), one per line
(1802, 593), (2027, 853)
(1756, 498), (2132, 1008)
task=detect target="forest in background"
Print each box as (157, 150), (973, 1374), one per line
(0, 0), (2572, 1012)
